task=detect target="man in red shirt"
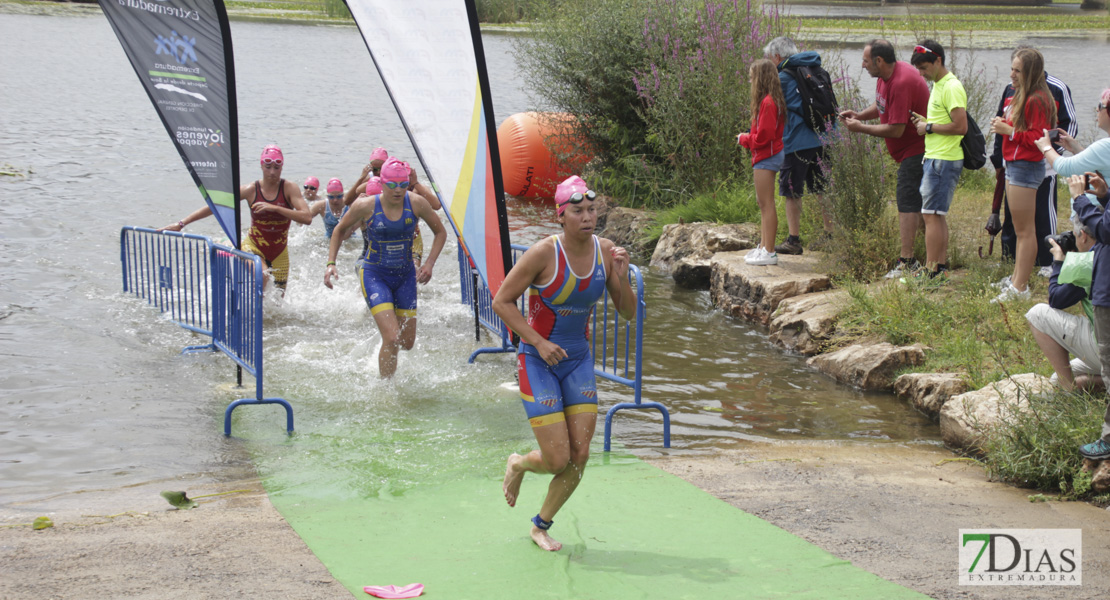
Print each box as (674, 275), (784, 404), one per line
(839, 39), (932, 279)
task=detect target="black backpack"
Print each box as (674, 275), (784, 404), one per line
(960, 113), (987, 170)
(783, 65), (838, 133)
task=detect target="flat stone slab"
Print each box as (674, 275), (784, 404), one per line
(807, 341), (927, 391)
(710, 251), (832, 326)
(650, 222), (760, 272)
(939, 373), (1051, 453)
(769, 289), (848, 355)
(893, 373), (969, 421)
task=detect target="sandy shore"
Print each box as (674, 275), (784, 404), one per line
(5, 441), (1109, 599)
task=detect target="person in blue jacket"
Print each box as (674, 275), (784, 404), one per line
(762, 36), (834, 255)
(1069, 170), (1110, 461)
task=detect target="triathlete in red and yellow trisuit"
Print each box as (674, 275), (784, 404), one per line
(491, 175), (637, 553)
(161, 145), (312, 294)
(242, 175), (293, 290)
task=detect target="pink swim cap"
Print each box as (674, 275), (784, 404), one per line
(380, 157), (411, 183)
(260, 145), (283, 166)
(326, 178), (343, 194)
(303, 176), (319, 189)
(365, 176), (383, 196)
(554, 175), (591, 215)
(370, 147), (389, 162)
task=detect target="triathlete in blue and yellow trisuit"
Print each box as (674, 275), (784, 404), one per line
(324, 157), (447, 379)
(492, 175), (636, 553)
(358, 192), (418, 318)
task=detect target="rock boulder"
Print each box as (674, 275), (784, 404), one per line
(939, 373), (1051, 453)
(893, 373), (970, 421)
(650, 222), (760, 272)
(807, 341), (926, 390)
(768, 289), (847, 355)
(598, 206), (654, 259)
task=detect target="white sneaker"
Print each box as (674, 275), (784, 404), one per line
(991, 275), (1012, 290)
(1038, 266), (1053, 278)
(746, 247), (779, 266)
(745, 246), (759, 258)
(991, 281), (1031, 304)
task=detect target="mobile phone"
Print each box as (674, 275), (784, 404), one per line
(1048, 129), (1061, 142)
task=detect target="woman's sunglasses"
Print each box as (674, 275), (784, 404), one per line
(383, 180), (411, 190)
(303, 185), (317, 191)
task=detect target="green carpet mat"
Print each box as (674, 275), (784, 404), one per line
(267, 457), (927, 600)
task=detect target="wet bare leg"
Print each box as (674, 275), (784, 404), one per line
(503, 453), (526, 507)
(531, 412), (597, 552)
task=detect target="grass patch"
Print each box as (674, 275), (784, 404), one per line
(982, 388), (1108, 500)
(831, 180), (1074, 389)
(800, 13), (1110, 33)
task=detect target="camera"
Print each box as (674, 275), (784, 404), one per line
(1045, 231), (1077, 253)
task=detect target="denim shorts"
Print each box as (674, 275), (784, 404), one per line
(1005, 159), (1047, 190)
(920, 158), (963, 215)
(753, 150), (785, 172)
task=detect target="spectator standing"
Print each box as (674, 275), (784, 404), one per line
(839, 39), (931, 278)
(762, 36), (834, 255)
(989, 48), (1058, 303)
(989, 48), (1076, 279)
(909, 40), (967, 279)
(737, 58), (787, 266)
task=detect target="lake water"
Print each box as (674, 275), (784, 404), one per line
(8, 9), (1102, 511)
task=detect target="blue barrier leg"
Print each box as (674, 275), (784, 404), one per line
(182, 343), (217, 354)
(467, 345), (517, 363)
(604, 402), (671, 452)
(224, 397), (295, 437)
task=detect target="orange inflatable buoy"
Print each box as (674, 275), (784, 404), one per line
(497, 112), (592, 200)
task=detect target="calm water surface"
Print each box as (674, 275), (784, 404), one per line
(21, 11), (1106, 508)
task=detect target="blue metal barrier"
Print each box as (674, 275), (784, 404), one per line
(459, 244), (525, 362)
(120, 227), (292, 436)
(459, 243), (670, 450)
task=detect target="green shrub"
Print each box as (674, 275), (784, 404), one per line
(475, 0), (547, 24)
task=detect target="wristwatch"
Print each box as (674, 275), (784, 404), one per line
(925, 123), (934, 134)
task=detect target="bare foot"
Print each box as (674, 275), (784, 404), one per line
(531, 526), (562, 552)
(502, 453), (525, 507)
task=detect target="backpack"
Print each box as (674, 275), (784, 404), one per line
(783, 65), (838, 133)
(960, 113), (987, 170)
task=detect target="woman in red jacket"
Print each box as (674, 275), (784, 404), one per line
(738, 58), (787, 266)
(989, 47), (1057, 302)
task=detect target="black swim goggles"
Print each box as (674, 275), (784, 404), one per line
(557, 189), (597, 207)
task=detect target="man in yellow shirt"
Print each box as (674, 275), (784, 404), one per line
(910, 39), (968, 279)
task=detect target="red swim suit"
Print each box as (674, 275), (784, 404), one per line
(248, 179), (291, 263)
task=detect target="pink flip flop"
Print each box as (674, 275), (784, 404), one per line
(363, 583), (424, 599)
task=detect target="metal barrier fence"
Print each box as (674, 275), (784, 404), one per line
(458, 243), (670, 450)
(120, 227), (292, 436)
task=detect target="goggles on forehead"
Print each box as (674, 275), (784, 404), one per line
(912, 45), (935, 57)
(383, 180), (411, 190)
(558, 189), (597, 206)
